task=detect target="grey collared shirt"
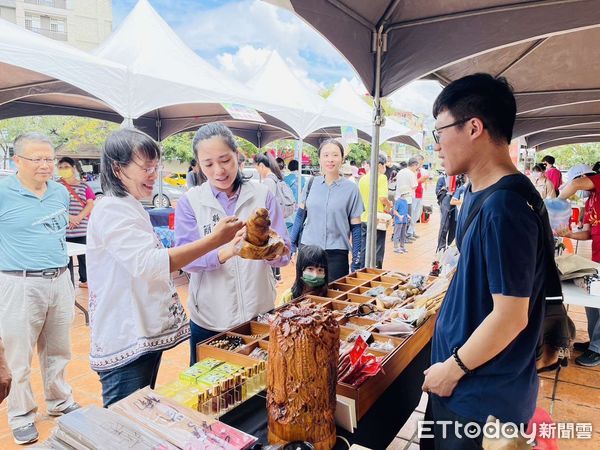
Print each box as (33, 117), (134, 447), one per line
(300, 176), (364, 251)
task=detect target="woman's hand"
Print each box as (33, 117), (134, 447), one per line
(554, 225), (571, 238)
(264, 243), (290, 261)
(212, 216), (244, 247)
(218, 227), (246, 263)
(68, 214), (81, 229)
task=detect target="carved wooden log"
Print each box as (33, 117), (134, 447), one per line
(267, 304), (340, 450)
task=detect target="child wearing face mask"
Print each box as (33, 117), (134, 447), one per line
(277, 245), (328, 306)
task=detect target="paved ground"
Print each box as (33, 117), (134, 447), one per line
(0, 188), (598, 449)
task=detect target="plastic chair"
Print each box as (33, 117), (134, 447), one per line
(562, 237), (575, 254)
(569, 207), (579, 228)
(526, 407), (559, 449)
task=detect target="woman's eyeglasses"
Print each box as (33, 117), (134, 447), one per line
(130, 160), (163, 174)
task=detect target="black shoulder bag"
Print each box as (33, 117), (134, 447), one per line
(291, 176), (315, 249)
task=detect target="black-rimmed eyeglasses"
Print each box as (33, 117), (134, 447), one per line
(432, 118), (470, 144)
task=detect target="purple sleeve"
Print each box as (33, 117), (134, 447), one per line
(174, 195), (221, 272)
(265, 191), (291, 268)
(84, 184), (96, 200)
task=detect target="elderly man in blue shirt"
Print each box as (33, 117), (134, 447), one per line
(0, 133), (80, 445)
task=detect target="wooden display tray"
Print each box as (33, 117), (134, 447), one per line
(195, 268), (440, 421)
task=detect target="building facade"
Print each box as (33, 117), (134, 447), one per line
(0, 0), (112, 50)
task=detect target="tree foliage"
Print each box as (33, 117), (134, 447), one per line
(537, 143), (600, 168)
(161, 132), (194, 162)
(0, 116), (117, 167)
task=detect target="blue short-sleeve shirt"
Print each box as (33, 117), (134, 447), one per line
(0, 175), (70, 270)
(432, 174), (545, 425)
(300, 176), (364, 251)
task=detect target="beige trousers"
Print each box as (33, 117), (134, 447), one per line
(0, 271), (75, 429)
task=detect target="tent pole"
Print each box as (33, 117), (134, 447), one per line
(365, 26), (385, 268)
(156, 117), (164, 208)
(296, 138), (303, 204)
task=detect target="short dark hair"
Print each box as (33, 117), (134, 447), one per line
(318, 138), (344, 158)
(101, 128), (160, 198)
(291, 245), (329, 298)
(288, 159), (299, 171)
(378, 152), (388, 166)
(541, 155), (555, 165)
(58, 157), (76, 167)
(407, 157), (419, 167)
(349, 160), (357, 166)
(433, 73), (516, 145)
(192, 122), (245, 192)
(58, 157), (80, 176)
(532, 163), (546, 173)
(593, 161), (600, 173)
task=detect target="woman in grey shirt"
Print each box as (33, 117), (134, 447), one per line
(290, 139), (364, 281)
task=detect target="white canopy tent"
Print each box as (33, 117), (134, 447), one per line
(91, 0), (298, 141)
(245, 50), (369, 139)
(326, 79), (420, 149)
(0, 17), (128, 120)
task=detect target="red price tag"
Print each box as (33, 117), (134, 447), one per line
(350, 336), (368, 365)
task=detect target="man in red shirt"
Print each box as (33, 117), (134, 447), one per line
(558, 164), (600, 367)
(542, 155), (562, 194)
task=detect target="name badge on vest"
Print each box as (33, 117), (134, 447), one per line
(203, 213), (222, 236)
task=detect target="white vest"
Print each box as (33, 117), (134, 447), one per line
(186, 182), (276, 331)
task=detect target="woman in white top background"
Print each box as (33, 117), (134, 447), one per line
(86, 128), (243, 407)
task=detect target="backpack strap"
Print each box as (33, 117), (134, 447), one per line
(457, 174), (563, 303)
(305, 176), (315, 203)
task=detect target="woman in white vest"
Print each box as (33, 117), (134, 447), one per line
(175, 123), (291, 364)
(87, 128), (243, 407)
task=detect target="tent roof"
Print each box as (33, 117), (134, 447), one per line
(0, 18), (128, 114)
(92, 0), (268, 118)
(246, 50), (368, 137)
(326, 78), (419, 147)
(269, 0), (600, 96)
(423, 26), (600, 145)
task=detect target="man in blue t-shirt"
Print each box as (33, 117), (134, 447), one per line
(421, 74), (545, 449)
(0, 133), (80, 445)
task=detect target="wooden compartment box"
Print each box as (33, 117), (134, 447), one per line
(355, 271), (381, 281)
(230, 321), (270, 338)
(338, 276), (366, 286)
(380, 275), (407, 285)
(356, 267), (386, 275)
(195, 287), (437, 422)
(346, 293), (375, 304)
(197, 344), (261, 369)
(325, 289), (347, 299)
(329, 282), (359, 292)
(336, 314), (436, 420)
(239, 339), (270, 358)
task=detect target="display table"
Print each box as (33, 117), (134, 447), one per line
(67, 241), (89, 325)
(219, 342), (431, 449)
(561, 280), (600, 308)
(147, 207), (174, 227)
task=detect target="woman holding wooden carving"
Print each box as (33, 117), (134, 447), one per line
(175, 123), (291, 365)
